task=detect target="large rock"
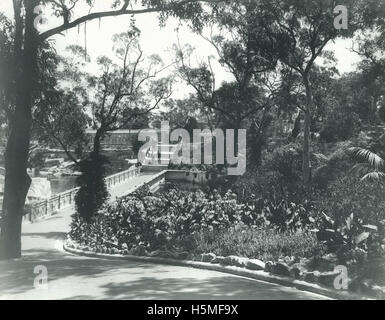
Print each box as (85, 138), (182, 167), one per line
(222, 256), (249, 267)
(246, 259), (265, 271)
(211, 256), (226, 264)
(271, 262), (291, 277)
(148, 250), (161, 257)
(282, 256), (296, 266)
(130, 245), (147, 256)
(290, 263), (307, 280)
(148, 250), (178, 259)
(200, 253), (216, 263)
(264, 261), (275, 272)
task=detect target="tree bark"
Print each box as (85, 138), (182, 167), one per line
(290, 112), (302, 140)
(302, 74), (313, 190)
(0, 0), (38, 260)
(93, 129), (103, 155)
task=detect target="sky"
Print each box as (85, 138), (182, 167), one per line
(0, 1), (363, 100)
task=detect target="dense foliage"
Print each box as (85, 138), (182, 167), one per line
(74, 152), (110, 222)
(68, 186), (324, 262)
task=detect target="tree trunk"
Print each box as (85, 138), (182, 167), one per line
(93, 129), (103, 154)
(0, 0), (38, 260)
(302, 74), (313, 190)
(290, 112), (302, 140)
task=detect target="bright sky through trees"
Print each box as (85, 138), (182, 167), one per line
(0, 0), (362, 100)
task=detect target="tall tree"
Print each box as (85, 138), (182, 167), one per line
(87, 29), (173, 154)
(75, 28), (173, 221)
(155, 95), (204, 129)
(0, 13), (14, 137)
(0, 0), (223, 260)
(34, 90), (89, 164)
(259, 0), (366, 189)
(175, 0), (281, 164)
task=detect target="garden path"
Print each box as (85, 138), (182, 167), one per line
(0, 202), (332, 300)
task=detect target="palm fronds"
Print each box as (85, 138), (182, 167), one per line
(348, 147), (384, 171)
(347, 147), (385, 181)
(361, 171), (385, 181)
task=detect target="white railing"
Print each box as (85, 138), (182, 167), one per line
(26, 165), (141, 223)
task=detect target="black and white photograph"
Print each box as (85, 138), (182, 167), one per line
(0, 0), (385, 303)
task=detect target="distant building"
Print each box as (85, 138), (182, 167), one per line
(85, 129), (169, 151)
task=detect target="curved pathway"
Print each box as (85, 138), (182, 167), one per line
(0, 208), (331, 300)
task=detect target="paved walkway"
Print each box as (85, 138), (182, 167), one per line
(0, 181), (331, 300)
(109, 173), (157, 200)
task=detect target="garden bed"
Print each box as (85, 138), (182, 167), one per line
(68, 185), (385, 299)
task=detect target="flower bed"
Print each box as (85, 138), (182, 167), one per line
(69, 186), (321, 258)
(68, 186), (385, 299)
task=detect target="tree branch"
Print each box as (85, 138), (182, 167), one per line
(38, 0), (222, 41)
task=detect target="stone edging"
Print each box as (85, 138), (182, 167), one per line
(63, 243), (371, 300)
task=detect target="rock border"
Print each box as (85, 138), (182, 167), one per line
(63, 243), (371, 300)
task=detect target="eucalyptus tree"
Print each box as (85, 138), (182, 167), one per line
(257, 0), (370, 190)
(155, 95), (205, 129)
(175, 0), (281, 167)
(33, 90), (89, 164)
(351, 28), (385, 123)
(29, 44), (90, 166)
(75, 28), (175, 221)
(86, 30), (172, 154)
(0, 0), (224, 260)
(0, 13), (13, 132)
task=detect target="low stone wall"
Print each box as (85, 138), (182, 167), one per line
(141, 164), (169, 173)
(165, 170), (210, 185)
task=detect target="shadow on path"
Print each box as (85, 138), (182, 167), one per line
(0, 201), (330, 300)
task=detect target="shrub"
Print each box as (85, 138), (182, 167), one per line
(315, 211), (385, 267)
(231, 144), (308, 203)
(70, 187), (245, 251)
(319, 109), (361, 143)
(268, 142), (303, 186)
(313, 176), (385, 265)
(314, 175), (385, 224)
(70, 187), (323, 262)
(75, 151), (110, 222)
(258, 199), (317, 231)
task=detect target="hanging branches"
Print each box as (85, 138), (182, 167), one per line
(38, 0), (223, 42)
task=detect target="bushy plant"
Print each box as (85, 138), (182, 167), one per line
(315, 211), (385, 267)
(70, 186), (245, 251)
(314, 176), (385, 224)
(75, 151), (110, 223)
(313, 176), (385, 265)
(320, 109), (361, 143)
(232, 143), (308, 203)
(268, 142), (303, 186)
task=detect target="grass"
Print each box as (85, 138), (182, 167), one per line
(188, 225), (324, 262)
